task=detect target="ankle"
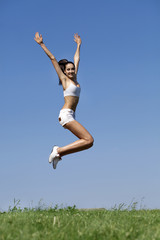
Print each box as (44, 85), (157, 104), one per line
(57, 147), (61, 156)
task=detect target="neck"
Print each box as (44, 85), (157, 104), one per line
(69, 76), (76, 81)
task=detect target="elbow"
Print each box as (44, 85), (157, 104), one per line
(74, 56), (80, 62)
(51, 55), (55, 61)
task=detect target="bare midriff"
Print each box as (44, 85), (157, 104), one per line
(62, 96), (79, 112)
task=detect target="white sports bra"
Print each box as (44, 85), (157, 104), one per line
(63, 82), (81, 97)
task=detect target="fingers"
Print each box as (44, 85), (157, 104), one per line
(35, 32), (42, 40)
(74, 33), (78, 37)
(74, 33), (80, 43)
(73, 33), (81, 45)
(35, 32), (39, 38)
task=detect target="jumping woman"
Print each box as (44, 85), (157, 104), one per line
(34, 32), (94, 169)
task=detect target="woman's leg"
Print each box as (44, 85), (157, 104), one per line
(57, 120), (94, 157)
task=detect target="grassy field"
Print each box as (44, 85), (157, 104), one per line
(1, 205), (160, 240)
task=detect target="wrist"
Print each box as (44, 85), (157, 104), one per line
(40, 42), (44, 47)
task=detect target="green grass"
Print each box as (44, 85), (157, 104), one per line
(1, 206), (160, 240)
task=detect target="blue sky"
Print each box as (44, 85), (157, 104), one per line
(0, 0), (160, 211)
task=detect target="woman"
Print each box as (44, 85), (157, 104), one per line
(34, 32), (94, 169)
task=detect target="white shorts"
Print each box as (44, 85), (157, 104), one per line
(58, 109), (75, 127)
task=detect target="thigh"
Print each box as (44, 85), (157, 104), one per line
(65, 120), (92, 140)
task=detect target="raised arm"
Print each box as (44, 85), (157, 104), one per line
(74, 33), (82, 75)
(34, 32), (66, 85)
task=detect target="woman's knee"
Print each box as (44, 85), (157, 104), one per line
(86, 135), (94, 148)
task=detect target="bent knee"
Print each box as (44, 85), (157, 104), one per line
(86, 136), (94, 148)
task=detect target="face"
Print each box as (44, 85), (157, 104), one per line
(64, 63), (75, 79)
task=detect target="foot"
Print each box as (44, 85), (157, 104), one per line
(49, 146), (61, 164)
(52, 157), (60, 169)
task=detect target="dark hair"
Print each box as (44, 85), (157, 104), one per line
(58, 59), (75, 85)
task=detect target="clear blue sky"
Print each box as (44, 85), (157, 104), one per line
(0, 0), (160, 211)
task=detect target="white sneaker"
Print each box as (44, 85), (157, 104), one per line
(49, 146), (61, 169)
(49, 146), (60, 163)
(52, 157), (60, 169)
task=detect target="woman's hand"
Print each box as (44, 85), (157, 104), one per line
(34, 32), (43, 45)
(74, 33), (82, 45)
(74, 34), (81, 74)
